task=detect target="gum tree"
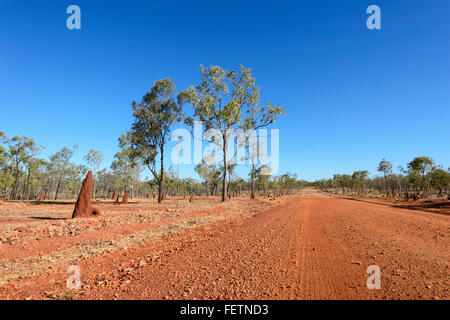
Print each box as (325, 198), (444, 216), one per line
(6, 136), (41, 199)
(49, 146), (77, 200)
(111, 148), (142, 198)
(123, 79), (183, 203)
(430, 168), (450, 197)
(377, 158), (393, 196)
(0, 133), (13, 196)
(407, 156), (434, 195)
(352, 170), (369, 195)
(178, 65), (285, 202)
(195, 159), (222, 196)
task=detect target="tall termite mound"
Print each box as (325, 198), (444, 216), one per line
(72, 171), (102, 218)
(2, 195), (6, 202)
(121, 191), (128, 204)
(111, 191), (118, 201)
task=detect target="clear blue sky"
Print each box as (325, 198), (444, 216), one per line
(1, 0), (449, 181)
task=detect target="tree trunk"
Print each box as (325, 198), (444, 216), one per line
(11, 168), (20, 200)
(55, 178), (61, 200)
(228, 170), (232, 195)
(250, 164), (256, 199)
(25, 168), (31, 200)
(158, 145), (164, 203)
(93, 174), (96, 200)
(222, 139), (228, 202)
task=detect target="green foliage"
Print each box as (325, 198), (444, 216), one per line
(123, 78), (183, 202)
(178, 65), (285, 201)
(195, 159), (222, 196)
(407, 156), (434, 193)
(408, 156), (434, 175)
(377, 158), (393, 177)
(48, 146), (78, 200)
(317, 156), (449, 198)
(430, 168), (450, 195)
(111, 148), (142, 194)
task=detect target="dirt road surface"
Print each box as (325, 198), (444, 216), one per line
(0, 191), (448, 300)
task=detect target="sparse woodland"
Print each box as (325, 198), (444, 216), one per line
(0, 130), (303, 201)
(0, 65), (308, 202)
(313, 157), (450, 199)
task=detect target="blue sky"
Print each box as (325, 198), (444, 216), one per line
(0, 0), (449, 181)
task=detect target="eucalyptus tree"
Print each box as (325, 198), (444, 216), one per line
(429, 168), (450, 197)
(111, 148), (142, 198)
(178, 65), (285, 202)
(97, 169), (119, 198)
(195, 159), (222, 196)
(123, 79), (183, 203)
(255, 165), (271, 195)
(25, 159), (47, 199)
(0, 135), (13, 195)
(279, 172), (298, 194)
(49, 146), (77, 200)
(24, 158), (46, 199)
(407, 156), (434, 194)
(332, 174), (343, 194)
(83, 149), (103, 199)
(6, 136), (41, 199)
(377, 158), (393, 196)
(352, 170), (369, 195)
(226, 163), (237, 195)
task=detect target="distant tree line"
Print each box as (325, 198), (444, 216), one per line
(1, 65), (300, 202)
(0, 130), (305, 201)
(313, 157), (450, 199)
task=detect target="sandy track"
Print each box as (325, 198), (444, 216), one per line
(0, 192), (448, 300)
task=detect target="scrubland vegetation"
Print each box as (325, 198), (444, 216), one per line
(313, 157), (450, 199)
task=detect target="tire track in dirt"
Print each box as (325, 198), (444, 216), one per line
(0, 211), (251, 286)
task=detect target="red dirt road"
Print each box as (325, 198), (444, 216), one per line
(1, 191), (449, 300)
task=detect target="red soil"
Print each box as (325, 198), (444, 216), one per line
(0, 192), (448, 300)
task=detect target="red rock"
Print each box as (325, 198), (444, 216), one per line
(2, 195), (7, 202)
(72, 171), (102, 218)
(189, 196), (193, 203)
(121, 191), (128, 205)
